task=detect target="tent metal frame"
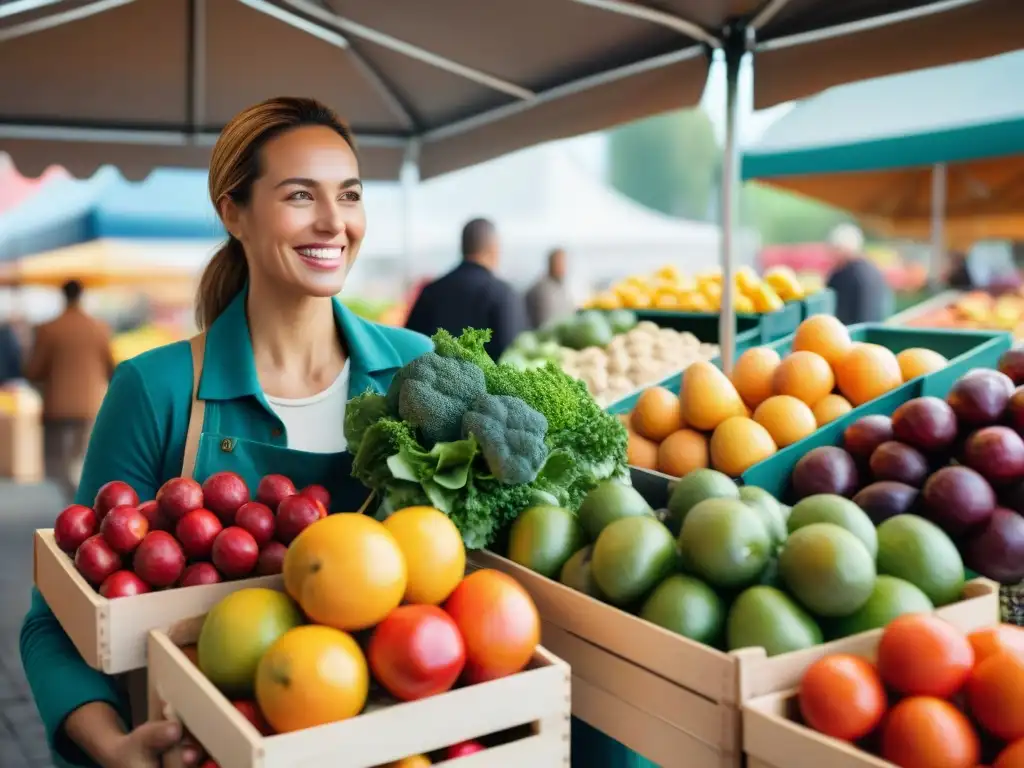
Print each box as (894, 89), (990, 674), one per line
(0, 0), (988, 367)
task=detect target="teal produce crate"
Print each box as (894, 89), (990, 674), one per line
(799, 288), (836, 320)
(604, 324), (762, 416)
(596, 306), (800, 345)
(743, 325), (1012, 501)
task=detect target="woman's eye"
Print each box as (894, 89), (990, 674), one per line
(341, 190), (362, 202)
(288, 190), (313, 201)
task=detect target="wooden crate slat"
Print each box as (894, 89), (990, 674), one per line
(148, 618), (571, 768)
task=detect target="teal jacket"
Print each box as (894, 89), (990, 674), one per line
(21, 290), (431, 766)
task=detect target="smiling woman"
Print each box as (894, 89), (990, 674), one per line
(19, 97), (432, 768)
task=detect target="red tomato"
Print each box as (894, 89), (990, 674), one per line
(877, 614), (974, 698)
(368, 605), (466, 701)
(444, 569), (540, 684)
(447, 740), (485, 758)
(798, 654), (887, 742)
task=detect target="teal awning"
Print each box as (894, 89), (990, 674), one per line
(742, 50), (1024, 181)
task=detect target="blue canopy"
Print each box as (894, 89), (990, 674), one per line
(0, 168), (224, 261)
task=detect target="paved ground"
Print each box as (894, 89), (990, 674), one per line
(0, 481), (66, 768)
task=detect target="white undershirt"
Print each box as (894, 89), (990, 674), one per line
(264, 361), (350, 454)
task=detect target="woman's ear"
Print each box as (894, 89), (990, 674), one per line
(218, 195), (244, 241)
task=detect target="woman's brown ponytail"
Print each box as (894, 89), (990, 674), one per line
(195, 237), (248, 330)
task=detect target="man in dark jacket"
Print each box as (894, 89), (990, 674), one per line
(405, 218), (528, 359)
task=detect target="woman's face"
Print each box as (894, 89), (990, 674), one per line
(225, 125), (366, 299)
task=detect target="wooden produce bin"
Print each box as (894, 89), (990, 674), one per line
(744, 691), (892, 768)
(148, 615), (572, 768)
(0, 387), (43, 483)
(34, 529), (284, 674)
(467, 547), (998, 768)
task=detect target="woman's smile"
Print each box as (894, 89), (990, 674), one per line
(294, 244), (346, 271)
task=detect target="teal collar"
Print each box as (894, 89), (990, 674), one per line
(198, 287), (405, 401)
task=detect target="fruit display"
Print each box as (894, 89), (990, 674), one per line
(623, 314), (948, 478)
(903, 289), (1024, 340)
(53, 472), (331, 596)
(584, 264), (811, 312)
(343, 327), (629, 550)
(795, 617), (1024, 767)
(789, 358), (1024, 588)
(503, 470), (969, 658)
(181, 506), (540, 764)
(501, 312), (719, 407)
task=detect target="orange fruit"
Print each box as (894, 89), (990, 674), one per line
(881, 697), (980, 768)
(631, 387), (683, 441)
(792, 315), (853, 367)
(772, 351), (835, 407)
(626, 430), (659, 470)
(383, 506), (465, 606)
(968, 625), (1024, 665)
(444, 569), (540, 684)
(967, 651), (1024, 742)
(657, 429), (709, 477)
(799, 654), (886, 742)
(284, 513), (406, 631)
(812, 393), (853, 425)
(876, 614), (974, 698)
(897, 348), (948, 381)
(255, 625), (369, 733)
(709, 416), (777, 477)
(382, 758), (432, 768)
(680, 361), (746, 431)
(730, 347), (782, 408)
(753, 395), (817, 448)
(996, 739), (1024, 768)
(835, 343), (904, 406)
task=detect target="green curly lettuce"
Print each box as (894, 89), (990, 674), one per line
(345, 328), (628, 550)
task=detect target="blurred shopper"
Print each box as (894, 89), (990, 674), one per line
(406, 217), (528, 359)
(525, 247), (575, 329)
(0, 320), (22, 384)
(826, 223), (894, 324)
(25, 279), (115, 500)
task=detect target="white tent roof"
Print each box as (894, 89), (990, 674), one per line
(360, 143), (729, 260)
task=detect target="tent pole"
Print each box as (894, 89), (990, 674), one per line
(717, 26), (746, 375)
(400, 139), (421, 294)
(929, 162), (947, 291)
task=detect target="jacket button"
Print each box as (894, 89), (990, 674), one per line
(220, 438), (235, 453)
(271, 427), (283, 438)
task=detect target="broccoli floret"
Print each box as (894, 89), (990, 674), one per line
(432, 328), (495, 368)
(462, 394), (548, 485)
(483, 360), (628, 503)
(394, 353), (486, 444)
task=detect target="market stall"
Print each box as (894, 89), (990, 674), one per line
(742, 49), (1024, 284)
(9, 1), (1024, 765)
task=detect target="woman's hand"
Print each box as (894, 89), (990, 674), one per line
(64, 702), (206, 767)
(102, 721), (183, 767)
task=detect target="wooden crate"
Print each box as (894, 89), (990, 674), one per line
(744, 691), (891, 768)
(471, 550), (998, 768)
(34, 529), (284, 674)
(147, 615), (572, 768)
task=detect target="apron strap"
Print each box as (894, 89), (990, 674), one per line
(181, 333), (207, 480)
